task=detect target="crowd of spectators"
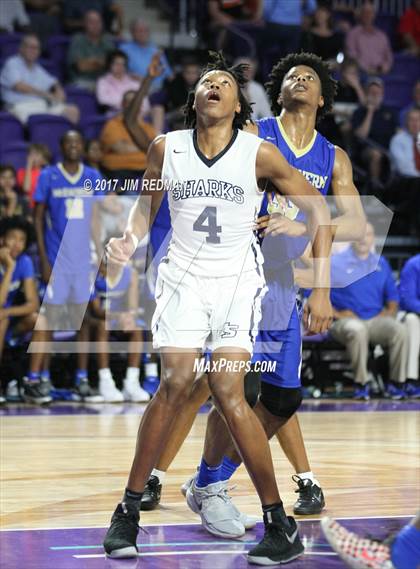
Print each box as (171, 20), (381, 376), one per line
(0, 0), (419, 405)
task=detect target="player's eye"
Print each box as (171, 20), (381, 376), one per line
(307, 75), (314, 80)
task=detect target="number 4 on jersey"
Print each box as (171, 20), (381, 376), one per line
(193, 206), (222, 244)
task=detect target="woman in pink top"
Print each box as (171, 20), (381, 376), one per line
(96, 50), (150, 116)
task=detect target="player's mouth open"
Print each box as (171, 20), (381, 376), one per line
(294, 84), (307, 92)
(207, 91), (221, 102)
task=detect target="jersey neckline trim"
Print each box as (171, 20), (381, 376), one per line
(275, 117), (317, 158)
(57, 162), (84, 185)
(192, 128), (238, 167)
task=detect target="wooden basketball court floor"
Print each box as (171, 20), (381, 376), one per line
(1, 399), (419, 568)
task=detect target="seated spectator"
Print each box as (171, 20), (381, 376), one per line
(96, 50), (149, 116)
(351, 77), (397, 187)
(89, 258), (149, 402)
(120, 19), (172, 92)
(261, 0), (316, 59)
(234, 57), (271, 120)
(400, 79), (420, 127)
(100, 90), (155, 178)
(345, 1), (393, 75)
(399, 254), (420, 397)
(0, 34), (79, 124)
(329, 223), (408, 401)
(398, 0), (420, 57)
(85, 138), (103, 171)
(67, 10), (114, 92)
(390, 109), (420, 178)
(16, 143), (52, 208)
(0, 0), (30, 32)
(152, 58), (201, 131)
(334, 59), (366, 147)
(63, 0), (123, 35)
(302, 5), (344, 64)
(0, 216), (39, 403)
(24, 0), (62, 47)
(0, 165), (31, 218)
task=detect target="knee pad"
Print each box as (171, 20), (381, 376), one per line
(244, 366), (261, 407)
(259, 383), (302, 419)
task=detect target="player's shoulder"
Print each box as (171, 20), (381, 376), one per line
(15, 253), (34, 274)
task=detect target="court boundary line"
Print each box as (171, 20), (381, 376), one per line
(73, 551), (338, 559)
(0, 514), (413, 532)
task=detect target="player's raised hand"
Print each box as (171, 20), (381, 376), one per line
(105, 231), (137, 286)
(303, 289), (333, 335)
(147, 52), (164, 78)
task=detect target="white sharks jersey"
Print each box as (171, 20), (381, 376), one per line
(162, 128), (264, 277)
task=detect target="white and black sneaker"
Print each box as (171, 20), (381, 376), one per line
(72, 379), (104, 403)
(103, 502), (139, 558)
(292, 476), (325, 515)
(247, 512), (304, 565)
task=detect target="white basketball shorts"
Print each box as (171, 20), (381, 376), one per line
(152, 258), (266, 354)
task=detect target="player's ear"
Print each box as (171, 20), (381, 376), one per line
(235, 100), (241, 114)
(319, 95), (325, 108)
(277, 93), (283, 106)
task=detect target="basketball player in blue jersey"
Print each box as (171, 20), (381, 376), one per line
(31, 131), (110, 402)
(103, 52), (333, 564)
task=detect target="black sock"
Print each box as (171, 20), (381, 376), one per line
(262, 502), (290, 527)
(123, 487), (143, 511)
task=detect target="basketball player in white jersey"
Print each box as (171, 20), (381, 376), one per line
(103, 53), (333, 565)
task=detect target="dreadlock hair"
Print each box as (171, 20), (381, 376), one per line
(184, 51), (253, 129)
(265, 52), (338, 122)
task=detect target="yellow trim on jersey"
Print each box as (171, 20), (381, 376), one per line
(276, 117), (317, 158)
(57, 162), (84, 185)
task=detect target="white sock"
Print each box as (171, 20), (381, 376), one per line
(297, 471), (320, 487)
(145, 362), (158, 377)
(98, 368), (113, 382)
(151, 468), (166, 484)
(125, 367), (139, 382)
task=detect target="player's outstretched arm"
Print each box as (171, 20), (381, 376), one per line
(256, 141), (333, 333)
(331, 146), (366, 241)
(106, 135), (166, 266)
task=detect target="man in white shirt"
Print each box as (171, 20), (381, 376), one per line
(390, 109), (420, 178)
(234, 57), (272, 120)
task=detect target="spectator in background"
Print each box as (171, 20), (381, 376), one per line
(63, 0), (123, 35)
(398, 0), (420, 57)
(345, 1), (393, 75)
(390, 109), (420, 178)
(329, 223), (408, 401)
(261, 0), (316, 59)
(85, 138), (103, 171)
(120, 20), (172, 92)
(100, 90), (155, 179)
(0, 165), (31, 218)
(302, 5), (344, 64)
(67, 10), (114, 92)
(399, 254), (420, 397)
(400, 79), (420, 127)
(152, 58), (201, 131)
(334, 59), (366, 147)
(0, 34), (79, 124)
(96, 50), (150, 116)
(16, 143), (52, 208)
(24, 0), (62, 47)
(351, 77), (397, 188)
(0, 217), (41, 404)
(89, 258), (149, 403)
(234, 56), (271, 120)
(0, 0), (30, 32)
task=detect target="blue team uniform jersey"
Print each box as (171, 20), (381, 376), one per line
(255, 117), (335, 388)
(93, 264), (132, 313)
(0, 254), (35, 308)
(34, 163), (104, 273)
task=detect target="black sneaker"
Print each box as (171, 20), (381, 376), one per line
(140, 475), (161, 511)
(103, 502), (139, 558)
(22, 379), (52, 405)
(247, 512), (304, 565)
(292, 475), (325, 515)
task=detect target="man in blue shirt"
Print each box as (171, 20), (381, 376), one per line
(120, 19), (172, 92)
(399, 254), (420, 397)
(330, 223), (408, 400)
